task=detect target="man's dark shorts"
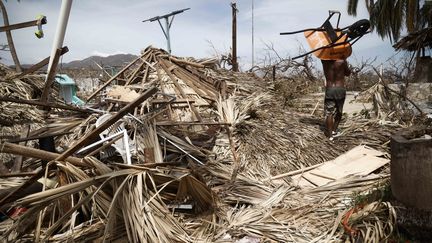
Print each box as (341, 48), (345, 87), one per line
(324, 87), (346, 116)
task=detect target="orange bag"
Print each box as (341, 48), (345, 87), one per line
(304, 30), (352, 60)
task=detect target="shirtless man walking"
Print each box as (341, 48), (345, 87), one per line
(322, 59), (351, 139)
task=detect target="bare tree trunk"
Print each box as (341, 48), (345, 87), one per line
(0, 0), (22, 72)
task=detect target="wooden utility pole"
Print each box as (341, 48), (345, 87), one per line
(231, 2), (239, 72)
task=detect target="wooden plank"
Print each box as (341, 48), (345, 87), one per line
(291, 145), (389, 188)
(263, 163), (323, 182)
(40, 48), (63, 103)
(314, 146), (387, 179)
(290, 173), (328, 188)
(56, 86), (158, 161)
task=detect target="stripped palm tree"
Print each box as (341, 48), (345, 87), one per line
(347, 0), (432, 42)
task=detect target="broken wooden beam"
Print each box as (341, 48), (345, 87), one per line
(0, 142), (86, 167)
(57, 86), (158, 161)
(15, 46), (69, 78)
(0, 96), (91, 113)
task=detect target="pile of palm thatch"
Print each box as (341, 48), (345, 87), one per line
(0, 46), (405, 242)
(0, 64), (51, 126)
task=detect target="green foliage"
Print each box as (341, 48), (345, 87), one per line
(347, 0), (432, 42)
(350, 181), (392, 206)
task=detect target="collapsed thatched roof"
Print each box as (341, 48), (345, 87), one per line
(0, 45), (405, 242)
(393, 27), (432, 52)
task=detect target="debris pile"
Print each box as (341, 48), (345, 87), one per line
(0, 46), (404, 242)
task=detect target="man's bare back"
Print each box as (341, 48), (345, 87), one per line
(322, 60), (351, 87)
(321, 59), (351, 139)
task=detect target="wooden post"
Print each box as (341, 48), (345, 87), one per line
(11, 125), (30, 172)
(231, 2), (239, 72)
(272, 65), (276, 81)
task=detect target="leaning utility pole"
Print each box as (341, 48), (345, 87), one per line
(231, 2), (239, 72)
(143, 8), (190, 54)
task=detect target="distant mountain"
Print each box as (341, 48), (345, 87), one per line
(62, 53), (138, 69)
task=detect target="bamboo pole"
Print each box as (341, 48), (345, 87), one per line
(0, 0), (21, 72)
(0, 18), (45, 32)
(0, 142), (86, 167)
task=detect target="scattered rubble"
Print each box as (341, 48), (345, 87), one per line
(0, 46), (423, 242)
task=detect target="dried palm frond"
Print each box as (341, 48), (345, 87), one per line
(136, 122), (163, 163)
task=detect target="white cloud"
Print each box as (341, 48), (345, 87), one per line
(90, 50), (128, 57)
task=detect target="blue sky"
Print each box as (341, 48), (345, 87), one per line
(1, 0), (401, 69)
